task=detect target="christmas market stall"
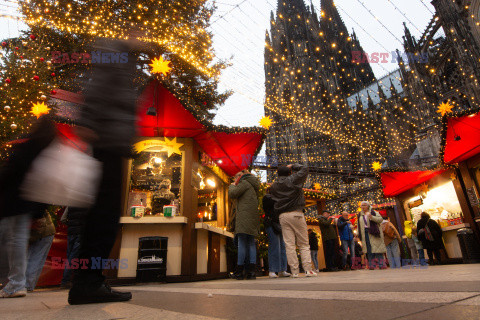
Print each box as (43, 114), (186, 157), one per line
(379, 168), (470, 262)
(34, 81), (265, 285)
(114, 80), (265, 281)
(439, 110), (480, 260)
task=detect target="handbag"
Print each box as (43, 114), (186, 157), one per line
(424, 220), (435, 242)
(20, 138), (102, 207)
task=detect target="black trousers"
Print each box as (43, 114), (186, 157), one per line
(324, 239), (336, 270)
(73, 149), (123, 287)
(427, 249), (442, 264)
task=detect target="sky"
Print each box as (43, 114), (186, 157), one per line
(0, 0), (436, 128)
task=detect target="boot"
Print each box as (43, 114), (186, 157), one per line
(229, 265), (244, 280)
(245, 263), (256, 280)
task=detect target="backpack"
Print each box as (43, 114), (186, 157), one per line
(384, 223), (396, 239)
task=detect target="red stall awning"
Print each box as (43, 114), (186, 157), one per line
(443, 111), (480, 164)
(136, 81), (265, 176)
(380, 169), (447, 197)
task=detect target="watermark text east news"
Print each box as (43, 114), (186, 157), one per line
(51, 51), (128, 64)
(352, 51), (428, 64)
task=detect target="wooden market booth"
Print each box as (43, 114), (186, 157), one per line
(35, 81), (265, 285)
(377, 110), (480, 263)
(113, 81), (265, 281)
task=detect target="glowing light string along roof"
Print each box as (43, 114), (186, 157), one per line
(18, 0), (218, 77)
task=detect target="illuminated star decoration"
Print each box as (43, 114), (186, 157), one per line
(437, 101), (454, 116)
(313, 183), (322, 190)
(149, 56), (172, 76)
(30, 101), (50, 118)
(372, 161), (382, 171)
(163, 137), (183, 156)
(259, 116), (273, 129)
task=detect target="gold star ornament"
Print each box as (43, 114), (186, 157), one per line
(259, 116), (273, 129)
(163, 137), (183, 156)
(31, 101), (50, 118)
(372, 161), (382, 171)
(150, 56), (172, 76)
(437, 101), (453, 116)
(313, 183), (321, 190)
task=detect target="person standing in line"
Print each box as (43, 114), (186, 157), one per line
(352, 235), (364, 269)
(411, 226), (427, 266)
(229, 170), (260, 280)
(416, 212), (443, 265)
(337, 211), (355, 270)
(357, 201), (387, 269)
(318, 211), (338, 272)
(308, 229), (319, 273)
(263, 188), (290, 278)
(381, 217), (402, 269)
(61, 207), (89, 288)
(25, 211), (56, 292)
(270, 164), (317, 278)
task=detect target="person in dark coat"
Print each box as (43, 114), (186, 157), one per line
(416, 212), (443, 265)
(263, 188), (290, 278)
(228, 170), (260, 280)
(68, 36), (141, 305)
(61, 207), (89, 287)
(270, 164), (317, 277)
(308, 229), (319, 272)
(318, 211), (338, 271)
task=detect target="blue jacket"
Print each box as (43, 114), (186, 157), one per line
(337, 216), (353, 241)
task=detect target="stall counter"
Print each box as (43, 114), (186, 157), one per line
(442, 223), (470, 259)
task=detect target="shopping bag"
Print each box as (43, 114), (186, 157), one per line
(20, 139), (102, 207)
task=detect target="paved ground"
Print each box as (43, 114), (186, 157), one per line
(2, 264), (480, 320)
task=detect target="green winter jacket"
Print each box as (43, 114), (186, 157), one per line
(318, 216), (337, 241)
(228, 174), (260, 237)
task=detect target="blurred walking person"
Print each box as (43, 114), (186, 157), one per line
(270, 164), (317, 278)
(0, 115), (56, 298)
(68, 36), (142, 305)
(263, 188), (290, 278)
(229, 170), (260, 280)
(337, 211), (355, 270)
(26, 211), (55, 291)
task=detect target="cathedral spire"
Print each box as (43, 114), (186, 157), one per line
(320, 0), (348, 36)
(378, 84), (387, 101)
(355, 96), (363, 112)
(389, 80), (398, 98)
(277, 0), (307, 15)
(367, 91), (375, 110)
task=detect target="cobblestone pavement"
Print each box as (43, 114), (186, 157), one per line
(1, 264), (479, 320)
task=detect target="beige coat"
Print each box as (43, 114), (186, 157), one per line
(358, 211), (387, 254)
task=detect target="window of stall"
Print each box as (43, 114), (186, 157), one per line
(193, 153), (228, 227)
(126, 140), (183, 217)
(405, 181), (463, 228)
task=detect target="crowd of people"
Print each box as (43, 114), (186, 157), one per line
(228, 164), (446, 279)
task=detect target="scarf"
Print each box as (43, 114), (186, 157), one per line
(357, 209), (380, 240)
